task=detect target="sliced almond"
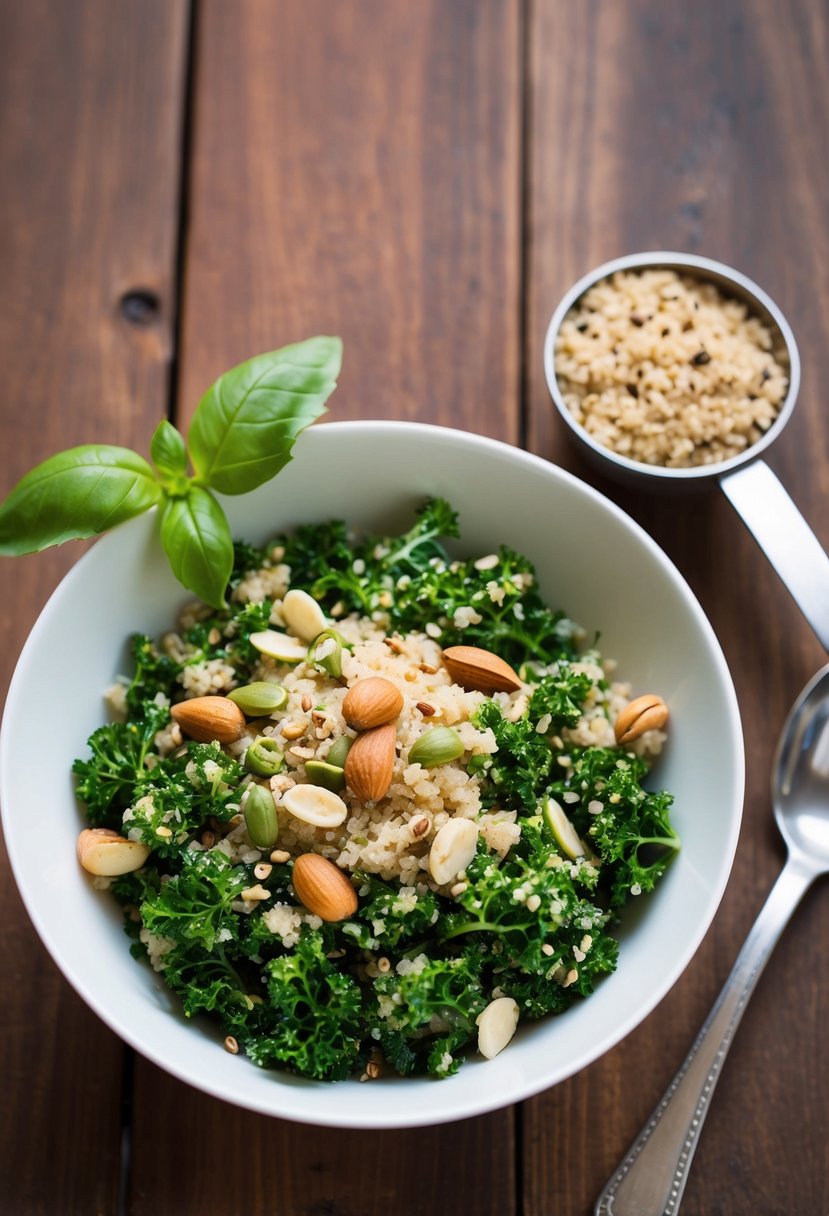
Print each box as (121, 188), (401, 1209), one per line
(542, 795), (587, 860)
(614, 694), (669, 745)
(281, 589), (328, 642)
(249, 629), (308, 663)
(441, 645), (522, 694)
(476, 996), (519, 1060)
(170, 695), (247, 743)
(344, 722), (397, 803)
(342, 676), (404, 731)
(281, 784), (348, 828)
(292, 853), (358, 922)
(429, 817), (479, 885)
(77, 828), (151, 876)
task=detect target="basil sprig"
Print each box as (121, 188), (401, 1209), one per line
(0, 336), (342, 608)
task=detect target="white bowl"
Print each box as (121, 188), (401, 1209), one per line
(0, 421), (743, 1128)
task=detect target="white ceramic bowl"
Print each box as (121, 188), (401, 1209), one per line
(0, 421), (743, 1128)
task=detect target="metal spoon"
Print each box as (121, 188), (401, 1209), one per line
(544, 251), (829, 653)
(594, 663), (829, 1215)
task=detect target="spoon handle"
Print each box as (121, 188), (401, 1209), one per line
(594, 854), (815, 1216)
(720, 460), (829, 653)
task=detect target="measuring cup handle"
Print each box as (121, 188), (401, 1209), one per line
(719, 459), (829, 653)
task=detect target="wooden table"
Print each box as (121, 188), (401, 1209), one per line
(2, 2), (828, 1212)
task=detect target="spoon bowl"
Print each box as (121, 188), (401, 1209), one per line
(774, 665), (829, 869)
(596, 663), (829, 1215)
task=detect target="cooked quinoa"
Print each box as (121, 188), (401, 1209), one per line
(553, 268), (788, 468)
(75, 501), (679, 1081)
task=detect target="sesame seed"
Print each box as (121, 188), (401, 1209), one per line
(224, 1036), (239, 1054)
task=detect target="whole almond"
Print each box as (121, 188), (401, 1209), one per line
(342, 676), (404, 730)
(292, 853), (358, 921)
(170, 695), (247, 743)
(344, 722), (397, 803)
(77, 828), (151, 876)
(615, 694), (669, 746)
(441, 645), (522, 694)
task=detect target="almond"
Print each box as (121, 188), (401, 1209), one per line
(344, 722), (397, 803)
(441, 645), (522, 694)
(342, 676), (404, 730)
(170, 695), (247, 743)
(77, 828), (151, 876)
(614, 694), (669, 746)
(292, 853), (358, 922)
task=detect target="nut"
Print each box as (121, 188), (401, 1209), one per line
(410, 815), (431, 839)
(441, 645), (522, 694)
(281, 783), (348, 827)
(280, 588), (328, 642)
(249, 629), (308, 663)
(292, 853), (358, 921)
(170, 695), (247, 743)
(304, 759), (346, 792)
(476, 997), (520, 1060)
(342, 676), (404, 730)
(614, 694), (669, 745)
(408, 725), (464, 769)
(227, 681), (288, 716)
(429, 818), (479, 885)
(77, 828), (151, 876)
(244, 735), (285, 778)
(344, 722), (397, 803)
(243, 783), (280, 848)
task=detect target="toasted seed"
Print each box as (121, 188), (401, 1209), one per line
(614, 694), (669, 745)
(429, 818), (479, 885)
(476, 997), (519, 1059)
(416, 702), (436, 716)
(224, 1036), (239, 1054)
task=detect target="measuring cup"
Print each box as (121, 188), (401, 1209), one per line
(543, 251), (829, 652)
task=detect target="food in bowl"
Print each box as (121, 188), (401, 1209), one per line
(73, 498), (678, 1081)
(553, 268), (788, 468)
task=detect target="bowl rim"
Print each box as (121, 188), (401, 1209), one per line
(542, 250), (801, 482)
(0, 419), (745, 1126)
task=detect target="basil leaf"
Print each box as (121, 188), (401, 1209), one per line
(0, 445), (161, 555)
(159, 485), (234, 608)
(187, 336), (342, 495)
(151, 420), (188, 487)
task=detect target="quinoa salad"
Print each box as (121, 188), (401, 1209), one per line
(554, 268), (788, 468)
(74, 499), (678, 1081)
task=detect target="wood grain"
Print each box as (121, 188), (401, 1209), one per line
(525, 1), (829, 1212)
(0, 1), (189, 1211)
(175, 0), (521, 441)
(129, 2), (521, 1213)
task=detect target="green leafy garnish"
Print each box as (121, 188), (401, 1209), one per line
(0, 336), (342, 608)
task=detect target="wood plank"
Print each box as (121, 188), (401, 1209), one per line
(175, 0), (521, 443)
(130, 3), (521, 1213)
(0, 1), (189, 1211)
(525, 1), (829, 1212)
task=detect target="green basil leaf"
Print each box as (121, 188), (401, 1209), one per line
(151, 420), (188, 486)
(159, 485), (234, 608)
(0, 445), (161, 555)
(187, 336), (342, 495)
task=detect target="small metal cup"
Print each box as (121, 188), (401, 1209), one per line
(543, 251), (829, 651)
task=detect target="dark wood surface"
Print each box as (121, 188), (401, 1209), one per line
(1, 1), (828, 1212)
